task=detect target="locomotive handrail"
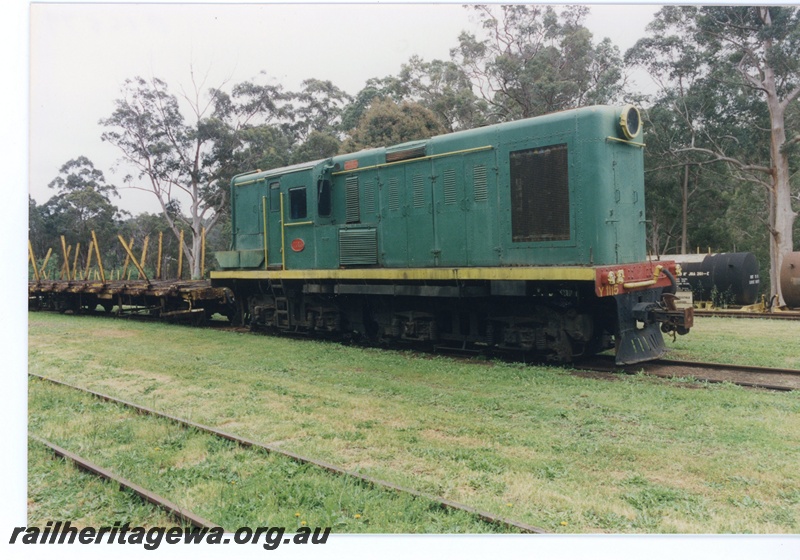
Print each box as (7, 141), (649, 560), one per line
(606, 136), (646, 148)
(331, 145), (494, 176)
(623, 264), (664, 289)
(262, 196), (268, 270)
(280, 192), (286, 270)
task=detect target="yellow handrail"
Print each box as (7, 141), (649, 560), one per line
(262, 196), (268, 270)
(623, 264), (663, 290)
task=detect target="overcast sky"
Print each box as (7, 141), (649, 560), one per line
(28, 2), (662, 216)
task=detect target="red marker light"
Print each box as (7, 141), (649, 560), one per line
(291, 239), (305, 252)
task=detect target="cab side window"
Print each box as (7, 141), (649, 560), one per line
(289, 187), (307, 220)
(317, 180), (332, 217)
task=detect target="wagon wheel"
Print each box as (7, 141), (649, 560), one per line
(228, 296), (248, 327)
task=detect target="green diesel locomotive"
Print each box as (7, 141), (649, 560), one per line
(211, 105), (692, 364)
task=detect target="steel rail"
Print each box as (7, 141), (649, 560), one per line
(693, 309), (800, 321)
(578, 355), (800, 392)
(30, 373), (546, 534)
(651, 358), (800, 377)
(29, 433), (222, 531)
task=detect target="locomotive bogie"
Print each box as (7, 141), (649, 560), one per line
(231, 277), (645, 363)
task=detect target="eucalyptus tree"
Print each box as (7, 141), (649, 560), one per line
(451, 4), (624, 121)
(626, 28), (712, 255)
(288, 78), (351, 142)
(339, 78), (396, 134)
(340, 98), (448, 153)
(34, 157), (126, 273)
(630, 6), (800, 303)
(393, 56), (488, 132)
(100, 75), (233, 279)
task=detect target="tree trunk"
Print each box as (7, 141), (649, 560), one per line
(766, 92), (796, 305)
(191, 227), (202, 279)
(681, 163), (689, 255)
(758, 7), (798, 306)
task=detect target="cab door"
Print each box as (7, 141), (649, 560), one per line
(280, 173), (315, 270)
(266, 180), (283, 269)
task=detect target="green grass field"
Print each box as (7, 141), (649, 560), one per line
(27, 313), (800, 533)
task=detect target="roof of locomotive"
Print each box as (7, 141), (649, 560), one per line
(425, 104), (635, 154)
(231, 105), (635, 186)
(230, 158), (328, 185)
(326, 104), (636, 171)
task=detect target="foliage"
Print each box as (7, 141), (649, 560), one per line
(451, 5), (624, 121)
(628, 6), (800, 300)
(29, 157), (127, 276)
(288, 78), (351, 142)
(392, 56), (488, 132)
(340, 98), (448, 153)
(290, 130), (341, 165)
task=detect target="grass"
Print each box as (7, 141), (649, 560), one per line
(665, 316), (800, 369)
(28, 378), (503, 533)
(27, 313), (800, 533)
(27, 439), (176, 528)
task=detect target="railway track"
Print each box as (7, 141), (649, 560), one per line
(577, 355), (800, 392)
(693, 309), (800, 321)
(29, 373), (546, 534)
(30, 434), (222, 530)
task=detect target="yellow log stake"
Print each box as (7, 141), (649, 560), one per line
(122, 237), (134, 280)
(91, 230), (105, 283)
(28, 240), (40, 282)
(72, 242), (80, 281)
(61, 245), (73, 280)
(60, 236), (69, 280)
(139, 236), (150, 280)
(156, 232), (163, 280)
(178, 230), (184, 280)
(64, 246), (73, 279)
(41, 248), (53, 280)
(117, 235), (149, 283)
(84, 241), (94, 280)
